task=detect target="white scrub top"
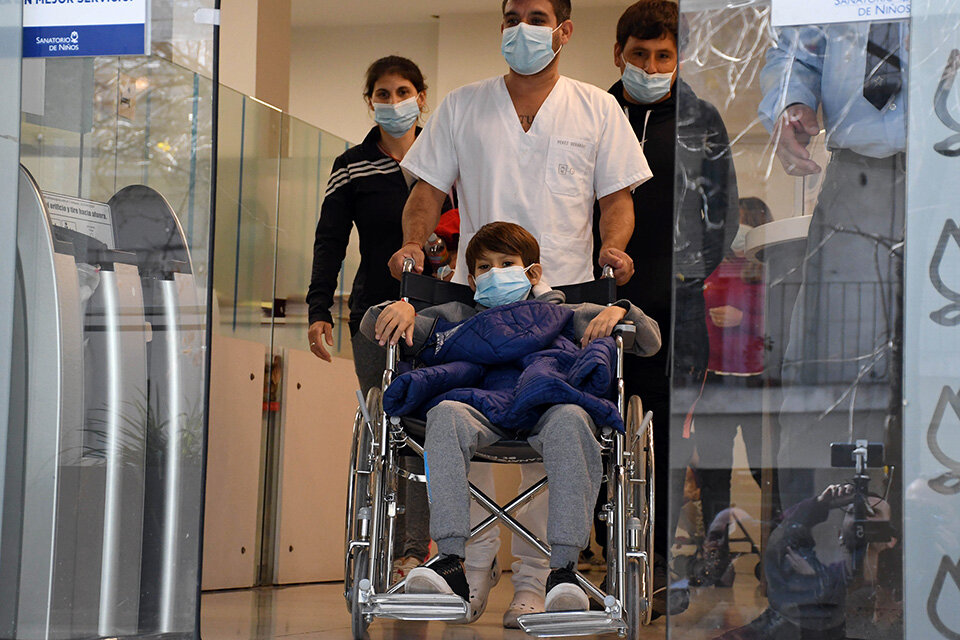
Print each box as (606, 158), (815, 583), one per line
(401, 75), (651, 285)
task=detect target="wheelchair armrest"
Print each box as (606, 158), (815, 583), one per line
(612, 322), (636, 352)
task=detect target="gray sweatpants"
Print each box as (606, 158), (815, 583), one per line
(424, 400), (602, 569)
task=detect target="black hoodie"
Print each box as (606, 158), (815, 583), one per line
(595, 79), (738, 376)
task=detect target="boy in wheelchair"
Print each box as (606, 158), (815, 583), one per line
(359, 222), (660, 616)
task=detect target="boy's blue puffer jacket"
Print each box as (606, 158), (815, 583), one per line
(382, 300), (624, 432)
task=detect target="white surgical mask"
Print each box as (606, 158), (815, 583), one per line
(621, 57), (674, 104)
(731, 224), (753, 257)
(501, 23), (562, 76)
(373, 96), (421, 138)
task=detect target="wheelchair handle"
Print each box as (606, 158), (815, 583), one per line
(400, 257), (417, 304)
(601, 264), (615, 279)
(356, 389), (373, 425)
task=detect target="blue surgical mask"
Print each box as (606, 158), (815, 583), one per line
(621, 57), (674, 104)
(374, 96), (421, 138)
(501, 23), (562, 76)
(473, 265), (535, 307)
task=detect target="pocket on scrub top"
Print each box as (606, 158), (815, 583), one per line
(544, 137), (594, 197)
(539, 233), (593, 285)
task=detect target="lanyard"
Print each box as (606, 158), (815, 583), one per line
(624, 105), (653, 151)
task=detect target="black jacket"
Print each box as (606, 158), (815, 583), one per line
(596, 79), (738, 377)
(307, 126), (447, 332)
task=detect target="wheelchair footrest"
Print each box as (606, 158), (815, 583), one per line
(365, 593), (469, 621)
(517, 610), (628, 638)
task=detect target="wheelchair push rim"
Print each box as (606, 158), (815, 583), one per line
(344, 387), (379, 612)
(625, 395), (655, 630)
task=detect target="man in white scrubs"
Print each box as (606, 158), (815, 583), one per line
(388, 0), (651, 627)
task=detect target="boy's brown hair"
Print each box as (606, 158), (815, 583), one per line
(464, 222), (540, 276)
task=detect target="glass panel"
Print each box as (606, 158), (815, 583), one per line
(273, 115), (321, 356)
(671, 3), (905, 638)
(210, 88), (283, 585)
(151, 0), (216, 77)
(902, 3), (960, 640)
(207, 79), (354, 589)
(0, 2), (22, 628)
(273, 118), (355, 358)
(212, 89), (282, 344)
(7, 3), (215, 635)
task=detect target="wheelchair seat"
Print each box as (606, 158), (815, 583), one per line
(400, 417), (544, 464)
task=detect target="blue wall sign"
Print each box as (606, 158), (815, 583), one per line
(23, 0), (148, 58)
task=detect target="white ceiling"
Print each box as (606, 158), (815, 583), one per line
(291, 0), (629, 28)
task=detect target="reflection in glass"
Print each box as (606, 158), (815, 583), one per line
(207, 92), (353, 586)
(6, 45), (214, 639)
(671, 4), (905, 639)
(0, 0), (21, 505)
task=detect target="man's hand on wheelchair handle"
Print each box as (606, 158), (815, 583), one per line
(375, 301), (416, 347)
(581, 305), (628, 347)
(389, 242), (425, 280)
(599, 246), (634, 285)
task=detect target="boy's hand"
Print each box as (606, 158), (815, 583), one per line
(375, 301), (416, 347)
(581, 306), (628, 347)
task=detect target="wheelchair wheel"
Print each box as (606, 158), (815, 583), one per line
(625, 556), (643, 640)
(351, 549), (370, 640)
(625, 395), (654, 629)
(344, 388), (378, 614)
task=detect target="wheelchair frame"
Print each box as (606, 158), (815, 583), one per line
(343, 263), (656, 639)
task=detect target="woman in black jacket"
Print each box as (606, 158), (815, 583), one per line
(308, 56), (435, 371)
(306, 55), (447, 580)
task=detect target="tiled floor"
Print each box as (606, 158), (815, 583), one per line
(200, 558), (768, 640)
(201, 468), (767, 639)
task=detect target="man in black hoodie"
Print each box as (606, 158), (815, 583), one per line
(593, 0), (738, 617)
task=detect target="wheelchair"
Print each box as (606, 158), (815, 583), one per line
(343, 261), (656, 639)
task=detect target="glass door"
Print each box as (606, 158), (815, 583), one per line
(2, 1), (218, 638)
(0, 4), (22, 635)
(668, 2), (909, 638)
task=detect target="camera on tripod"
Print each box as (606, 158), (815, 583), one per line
(830, 440), (894, 568)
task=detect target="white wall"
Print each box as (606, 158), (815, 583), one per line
(434, 7), (624, 100)
(289, 7), (627, 144)
(289, 22), (440, 144)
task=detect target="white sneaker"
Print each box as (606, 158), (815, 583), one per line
(502, 589), (545, 629)
(391, 555), (422, 585)
(462, 557), (501, 623)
